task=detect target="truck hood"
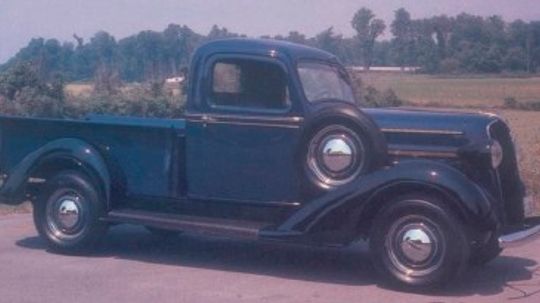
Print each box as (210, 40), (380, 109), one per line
(363, 107), (500, 158)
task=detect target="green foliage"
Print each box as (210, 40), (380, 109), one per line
(348, 69), (404, 108)
(502, 96), (540, 111)
(64, 85), (185, 119)
(362, 86), (404, 108)
(352, 7), (387, 69)
(0, 62), (184, 119)
(0, 63), (65, 117)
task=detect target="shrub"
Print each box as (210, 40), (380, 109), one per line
(64, 84), (185, 119)
(501, 97), (540, 112)
(0, 63), (65, 117)
(362, 86), (404, 108)
(348, 69), (405, 108)
(439, 58), (461, 74)
(503, 97), (519, 109)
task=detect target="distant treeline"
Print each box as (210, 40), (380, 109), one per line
(2, 7), (540, 83)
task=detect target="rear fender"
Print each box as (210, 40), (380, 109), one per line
(0, 138), (110, 206)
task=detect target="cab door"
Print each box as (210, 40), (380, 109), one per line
(185, 55), (304, 205)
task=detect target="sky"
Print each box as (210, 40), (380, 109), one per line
(1, 0), (540, 63)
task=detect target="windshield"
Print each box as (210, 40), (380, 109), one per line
(297, 62), (355, 103)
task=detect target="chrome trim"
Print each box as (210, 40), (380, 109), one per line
(385, 216), (444, 277)
(0, 174), (7, 188)
(185, 113), (304, 123)
(56, 199), (81, 229)
(381, 128), (464, 136)
(46, 192), (85, 237)
(307, 125), (366, 187)
(28, 177), (46, 184)
(185, 113), (303, 129)
(400, 227), (434, 263)
(499, 224), (540, 248)
(322, 138), (354, 172)
(388, 149), (459, 159)
(188, 194), (302, 207)
(486, 119), (498, 140)
(491, 140), (504, 169)
(188, 119), (300, 129)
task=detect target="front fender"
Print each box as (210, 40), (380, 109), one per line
(0, 138), (110, 205)
(273, 159), (495, 235)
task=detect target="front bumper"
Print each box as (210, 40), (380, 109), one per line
(498, 216), (540, 248)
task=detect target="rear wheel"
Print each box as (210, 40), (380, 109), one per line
(33, 171), (108, 253)
(370, 194), (470, 288)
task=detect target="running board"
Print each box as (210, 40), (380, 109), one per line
(104, 209), (270, 240)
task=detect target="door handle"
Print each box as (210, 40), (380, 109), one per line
(201, 115), (217, 123)
(201, 115), (217, 127)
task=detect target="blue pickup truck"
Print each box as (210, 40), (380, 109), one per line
(0, 38), (539, 288)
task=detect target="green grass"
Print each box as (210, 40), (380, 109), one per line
(360, 73), (540, 107)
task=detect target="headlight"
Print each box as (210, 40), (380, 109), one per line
(491, 140), (503, 169)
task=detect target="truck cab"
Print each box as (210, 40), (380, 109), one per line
(183, 39), (384, 206)
(1, 38), (539, 289)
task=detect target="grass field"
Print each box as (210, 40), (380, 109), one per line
(361, 72), (540, 213)
(361, 73), (540, 107)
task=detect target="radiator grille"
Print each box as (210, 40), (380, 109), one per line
(489, 120), (525, 224)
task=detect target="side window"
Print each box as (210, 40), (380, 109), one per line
(210, 58), (290, 110)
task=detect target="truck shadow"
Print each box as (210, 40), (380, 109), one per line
(17, 224), (540, 298)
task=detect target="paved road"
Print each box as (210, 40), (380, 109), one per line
(1, 214), (540, 303)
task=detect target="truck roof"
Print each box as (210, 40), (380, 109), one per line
(194, 38), (338, 62)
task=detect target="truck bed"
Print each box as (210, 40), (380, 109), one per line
(0, 114), (186, 199)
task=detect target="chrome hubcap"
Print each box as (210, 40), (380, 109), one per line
(46, 192), (85, 237)
(322, 137), (354, 172)
(307, 125), (366, 187)
(56, 198), (81, 230)
(400, 227), (434, 263)
(385, 216), (444, 277)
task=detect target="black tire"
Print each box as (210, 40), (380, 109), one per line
(370, 194), (470, 289)
(469, 233), (502, 266)
(145, 226), (180, 238)
(33, 171), (108, 253)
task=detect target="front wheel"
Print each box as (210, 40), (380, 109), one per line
(370, 194), (470, 288)
(33, 171), (108, 253)
(469, 233), (502, 266)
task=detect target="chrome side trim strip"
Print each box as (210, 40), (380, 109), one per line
(188, 194), (302, 207)
(187, 119), (300, 129)
(382, 128), (464, 136)
(388, 149), (459, 158)
(185, 113), (303, 129)
(185, 113), (304, 123)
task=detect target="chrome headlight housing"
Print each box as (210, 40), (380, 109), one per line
(491, 140), (504, 169)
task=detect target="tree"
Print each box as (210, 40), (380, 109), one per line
(207, 25), (241, 40)
(431, 15), (453, 60)
(88, 31), (121, 93)
(285, 31), (307, 44)
(0, 62), (65, 117)
(352, 7), (386, 70)
(391, 8), (413, 68)
(314, 27), (341, 55)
